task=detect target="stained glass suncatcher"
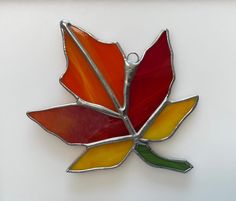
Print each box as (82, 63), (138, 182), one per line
(27, 21), (199, 173)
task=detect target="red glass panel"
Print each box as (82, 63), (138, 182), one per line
(28, 105), (128, 144)
(128, 31), (174, 130)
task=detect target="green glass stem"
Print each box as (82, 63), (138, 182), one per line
(135, 142), (193, 173)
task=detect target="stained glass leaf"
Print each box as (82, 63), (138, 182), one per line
(127, 30), (174, 131)
(142, 96), (199, 141)
(135, 142), (193, 173)
(68, 140), (134, 172)
(28, 22), (198, 173)
(27, 104), (128, 144)
(60, 21), (125, 111)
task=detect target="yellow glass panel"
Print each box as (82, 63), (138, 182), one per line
(69, 140), (134, 172)
(142, 96), (198, 141)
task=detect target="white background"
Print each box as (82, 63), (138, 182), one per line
(0, 1), (235, 201)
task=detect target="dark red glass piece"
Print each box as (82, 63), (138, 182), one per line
(128, 31), (174, 131)
(28, 105), (128, 144)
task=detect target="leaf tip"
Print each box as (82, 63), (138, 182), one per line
(60, 20), (70, 29)
(194, 95), (200, 102)
(26, 111), (35, 120)
(182, 161), (193, 173)
(66, 167), (75, 173)
(66, 164), (86, 173)
(160, 29), (169, 40)
(189, 95), (199, 108)
(163, 28), (169, 35)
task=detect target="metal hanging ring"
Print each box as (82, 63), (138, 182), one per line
(127, 52), (140, 63)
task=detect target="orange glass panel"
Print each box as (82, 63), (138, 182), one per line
(61, 24), (125, 111)
(142, 96), (198, 141)
(70, 25), (125, 106)
(61, 31), (115, 110)
(68, 140), (134, 172)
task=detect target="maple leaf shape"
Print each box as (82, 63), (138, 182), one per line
(27, 21), (198, 173)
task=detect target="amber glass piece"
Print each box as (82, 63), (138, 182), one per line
(128, 31), (174, 131)
(61, 23), (125, 111)
(69, 140), (134, 172)
(27, 105), (128, 144)
(142, 96), (198, 141)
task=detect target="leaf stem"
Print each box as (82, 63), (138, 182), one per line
(135, 142), (193, 173)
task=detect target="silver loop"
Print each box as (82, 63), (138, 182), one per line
(127, 52), (140, 63)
